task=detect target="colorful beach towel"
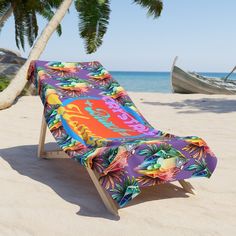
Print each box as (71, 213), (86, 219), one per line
(27, 60), (217, 207)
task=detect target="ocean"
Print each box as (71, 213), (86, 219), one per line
(110, 71), (236, 93)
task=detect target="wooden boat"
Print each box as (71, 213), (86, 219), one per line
(171, 57), (236, 94)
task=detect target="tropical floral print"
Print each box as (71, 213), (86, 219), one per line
(182, 136), (214, 159)
(185, 159), (212, 178)
(110, 177), (141, 207)
(27, 60), (217, 208)
(135, 144), (189, 185)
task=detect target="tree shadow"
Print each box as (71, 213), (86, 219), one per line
(143, 98), (236, 113)
(0, 144), (190, 219)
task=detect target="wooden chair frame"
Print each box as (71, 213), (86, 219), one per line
(38, 114), (195, 216)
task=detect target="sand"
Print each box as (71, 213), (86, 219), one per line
(0, 93), (236, 236)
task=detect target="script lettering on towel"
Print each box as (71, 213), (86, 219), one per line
(102, 96), (155, 135)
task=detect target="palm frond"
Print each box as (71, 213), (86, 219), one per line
(13, 8), (25, 50)
(37, 2), (62, 36)
(1, 0), (63, 50)
(25, 12), (38, 46)
(75, 0), (111, 54)
(134, 0), (163, 18)
(0, 3), (12, 33)
(0, 1), (11, 17)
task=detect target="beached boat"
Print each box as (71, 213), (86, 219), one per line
(171, 57), (236, 94)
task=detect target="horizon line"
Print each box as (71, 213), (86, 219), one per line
(109, 70), (235, 74)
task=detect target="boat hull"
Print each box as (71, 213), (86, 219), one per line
(171, 66), (236, 95)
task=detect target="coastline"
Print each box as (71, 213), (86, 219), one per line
(0, 93), (236, 235)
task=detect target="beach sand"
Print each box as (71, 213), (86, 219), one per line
(0, 93), (236, 236)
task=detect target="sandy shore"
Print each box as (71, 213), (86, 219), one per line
(0, 93), (236, 236)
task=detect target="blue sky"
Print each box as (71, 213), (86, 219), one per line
(0, 0), (236, 72)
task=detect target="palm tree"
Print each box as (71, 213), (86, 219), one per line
(0, 0), (163, 109)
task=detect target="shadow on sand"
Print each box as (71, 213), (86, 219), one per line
(143, 98), (236, 114)
(0, 143), (190, 220)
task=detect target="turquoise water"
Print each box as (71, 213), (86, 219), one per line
(110, 71), (236, 93)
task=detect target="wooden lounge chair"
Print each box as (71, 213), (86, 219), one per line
(27, 60), (217, 215)
(38, 114), (196, 215)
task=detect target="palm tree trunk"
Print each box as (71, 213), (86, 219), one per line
(0, 0), (73, 110)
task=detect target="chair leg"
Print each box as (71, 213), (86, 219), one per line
(178, 180), (196, 195)
(37, 112), (119, 215)
(38, 113), (47, 158)
(86, 167), (119, 216)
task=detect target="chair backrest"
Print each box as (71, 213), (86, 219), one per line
(28, 60), (163, 149)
